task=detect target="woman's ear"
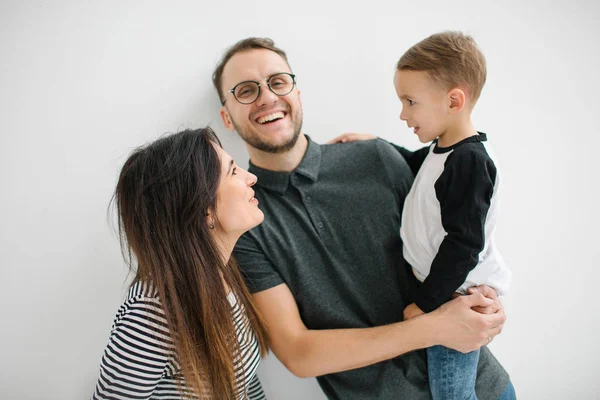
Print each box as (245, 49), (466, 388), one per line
(205, 212), (215, 230)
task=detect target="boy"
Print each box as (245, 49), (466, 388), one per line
(396, 32), (512, 399)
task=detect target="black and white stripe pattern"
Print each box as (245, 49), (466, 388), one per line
(92, 281), (265, 399)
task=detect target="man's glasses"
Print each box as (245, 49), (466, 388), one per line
(224, 72), (296, 105)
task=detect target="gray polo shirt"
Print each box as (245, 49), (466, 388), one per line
(234, 136), (509, 400)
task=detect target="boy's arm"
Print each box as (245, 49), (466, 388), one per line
(326, 132), (430, 174)
(414, 148), (498, 313)
(253, 282), (504, 378)
(389, 143), (430, 175)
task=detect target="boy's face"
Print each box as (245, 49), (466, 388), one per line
(219, 49), (303, 153)
(394, 69), (450, 144)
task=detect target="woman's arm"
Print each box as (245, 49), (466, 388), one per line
(91, 296), (171, 400)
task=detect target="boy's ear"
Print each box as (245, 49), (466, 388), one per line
(448, 88), (466, 112)
(220, 107), (235, 131)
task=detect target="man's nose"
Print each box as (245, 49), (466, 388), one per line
(256, 84), (278, 106)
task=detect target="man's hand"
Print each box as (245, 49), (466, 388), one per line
(467, 285), (503, 315)
(403, 303), (425, 320)
(327, 132), (377, 144)
(431, 292), (505, 353)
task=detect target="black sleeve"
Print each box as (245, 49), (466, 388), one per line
(379, 139), (430, 176)
(414, 146), (497, 313)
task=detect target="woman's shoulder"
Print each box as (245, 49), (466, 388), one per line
(111, 281), (168, 333)
(126, 280), (160, 301)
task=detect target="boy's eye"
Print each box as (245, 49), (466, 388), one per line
(408, 99), (415, 106)
(232, 167), (237, 176)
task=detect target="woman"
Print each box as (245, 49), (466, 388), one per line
(92, 127), (268, 399)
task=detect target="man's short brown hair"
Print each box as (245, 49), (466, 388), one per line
(397, 31), (487, 104)
(212, 37), (290, 104)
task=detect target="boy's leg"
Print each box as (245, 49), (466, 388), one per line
(427, 345), (480, 400)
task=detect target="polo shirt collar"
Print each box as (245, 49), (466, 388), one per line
(248, 135), (322, 194)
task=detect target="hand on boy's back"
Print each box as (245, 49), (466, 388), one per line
(403, 303), (425, 320)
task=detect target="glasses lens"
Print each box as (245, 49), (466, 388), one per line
(234, 82), (260, 104)
(269, 73), (294, 96)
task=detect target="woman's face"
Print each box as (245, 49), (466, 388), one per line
(212, 144), (263, 237)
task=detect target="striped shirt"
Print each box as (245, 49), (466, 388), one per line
(92, 281), (265, 399)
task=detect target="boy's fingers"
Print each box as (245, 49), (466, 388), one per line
(465, 292), (494, 308)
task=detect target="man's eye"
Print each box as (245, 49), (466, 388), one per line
(232, 167), (237, 175)
(236, 85), (257, 98)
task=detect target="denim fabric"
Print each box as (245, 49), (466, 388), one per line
(497, 380), (516, 400)
(427, 345), (480, 400)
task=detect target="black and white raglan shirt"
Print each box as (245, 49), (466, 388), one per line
(91, 281), (265, 400)
(400, 133), (511, 313)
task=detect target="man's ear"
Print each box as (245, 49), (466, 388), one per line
(220, 107), (235, 131)
(448, 88), (466, 112)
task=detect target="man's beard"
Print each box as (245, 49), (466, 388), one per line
(232, 108), (303, 154)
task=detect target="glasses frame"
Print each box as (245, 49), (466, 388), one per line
(224, 72), (297, 105)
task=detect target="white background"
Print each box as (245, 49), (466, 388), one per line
(1, 1), (599, 399)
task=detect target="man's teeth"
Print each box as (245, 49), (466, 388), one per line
(257, 112), (284, 124)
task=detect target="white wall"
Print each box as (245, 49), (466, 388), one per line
(1, 1), (599, 399)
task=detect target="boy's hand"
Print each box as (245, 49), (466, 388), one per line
(327, 132), (377, 144)
(467, 285), (504, 315)
(403, 303), (425, 320)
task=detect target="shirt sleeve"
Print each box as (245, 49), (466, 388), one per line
(234, 232), (284, 293)
(379, 139), (431, 176)
(414, 146), (498, 313)
(246, 374), (267, 399)
(91, 296), (173, 400)
(375, 139), (416, 213)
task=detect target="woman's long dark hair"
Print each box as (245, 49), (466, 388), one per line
(112, 127), (267, 398)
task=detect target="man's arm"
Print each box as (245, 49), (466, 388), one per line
(253, 283), (505, 378)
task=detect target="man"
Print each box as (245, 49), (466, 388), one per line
(212, 37), (513, 399)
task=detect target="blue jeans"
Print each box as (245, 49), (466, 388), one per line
(427, 345), (517, 400)
(427, 345), (479, 400)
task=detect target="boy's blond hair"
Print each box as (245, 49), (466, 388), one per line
(397, 31), (487, 104)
